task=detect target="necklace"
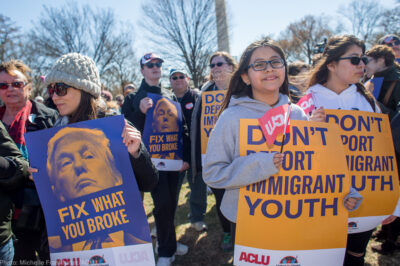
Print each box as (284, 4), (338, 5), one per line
(270, 97), (280, 107)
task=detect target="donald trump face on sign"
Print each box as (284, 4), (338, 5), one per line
(47, 127), (122, 202)
(152, 98), (179, 133)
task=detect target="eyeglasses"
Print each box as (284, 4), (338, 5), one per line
(209, 62), (227, 68)
(171, 76), (185, 80)
(145, 62), (162, 68)
(387, 40), (400, 47)
(338, 56), (369, 65)
(0, 81), (27, 90)
(47, 83), (71, 97)
(247, 59), (285, 71)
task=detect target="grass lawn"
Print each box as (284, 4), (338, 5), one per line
(144, 180), (400, 266)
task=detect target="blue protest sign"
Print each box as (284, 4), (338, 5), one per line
(143, 93), (183, 171)
(25, 115), (154, 265)
(365, 77), (384, 99)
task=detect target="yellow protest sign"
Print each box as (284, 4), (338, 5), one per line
(325, 110), (399, 233)
(235, 120), (349, 266)
(200, 90), (227, 164)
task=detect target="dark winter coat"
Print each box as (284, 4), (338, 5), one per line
(0, 122), (29, 246)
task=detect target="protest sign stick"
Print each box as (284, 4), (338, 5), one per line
(279, 135), (286, 153)
(310, 92), (319, 117)
(311, 92), (318, 111)
(280, 103), (292, 153)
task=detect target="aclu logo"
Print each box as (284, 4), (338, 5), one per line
(88, 255), (109, 266)
(348, 221), (358, 229)
(299, 98), (314, 111)
(56, 258), (81, 266)
(264, 114), (286, 136)
(276, 256), (300, 266)
(238, 251), (270, 265)
(156, 161), (166, 169)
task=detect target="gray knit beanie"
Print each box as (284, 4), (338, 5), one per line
(44, 53), (101, 98)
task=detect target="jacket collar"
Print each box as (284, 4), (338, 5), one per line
(140, 79), (162, 94)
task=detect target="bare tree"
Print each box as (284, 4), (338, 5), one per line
(378, 7), (400, 37)
(0, 14), (22, 62)
(101, 48), (141, 93)
(140, 0), (218, 88)
(276, 31), (302, 63)
(338, 0), (383, 44)
(28, 2), (137, 93)
(277, 15), (335, 64)
(0, 15), (47, 96)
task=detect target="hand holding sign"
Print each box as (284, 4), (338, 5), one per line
(28, 167), (38, 181)
(122, 122), (142, 158)
(140, 97), (154, 114)
(273, 153), (284, 169)
(344, 197), (361, 211)
(310, 107), (326, 122)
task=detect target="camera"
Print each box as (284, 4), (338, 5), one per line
(313, 38), (327, 54)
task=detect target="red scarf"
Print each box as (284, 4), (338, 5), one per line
(0, 100), (32, 158)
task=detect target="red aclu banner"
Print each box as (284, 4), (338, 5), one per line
(258, 104), (291, 146)
(297, 93), (316, 116)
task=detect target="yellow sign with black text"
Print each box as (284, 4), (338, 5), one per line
(235, 120), (349, 266)
(325, 110), (399, 233)
(200, 90), (227, 164)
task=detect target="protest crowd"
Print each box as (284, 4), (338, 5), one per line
(0, 26), (400, 266)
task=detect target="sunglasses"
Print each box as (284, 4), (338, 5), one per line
(0, 81), (27, 90)
(209, 62), (227, 68)
(145, 62), (162, 68)
(387, 40), (400, 47)
(171, 75), (185, 80)
(247, 59), (285, 71)
(338, 56), (369, 65)
(47, 83), (72, 97)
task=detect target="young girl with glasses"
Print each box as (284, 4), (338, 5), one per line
(203, 36), (365, 263)
(306, 35), (400, 266)
(202, 38), (311, 246)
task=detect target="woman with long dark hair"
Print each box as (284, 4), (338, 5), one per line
(306, 35), (399, 266)
(203, 38), (310, 245)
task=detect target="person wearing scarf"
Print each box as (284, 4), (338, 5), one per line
(0, 60), (58, 265)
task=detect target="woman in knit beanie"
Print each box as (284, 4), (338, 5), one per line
(43, 53), (158, 249)
(44, 53), (102, 124)
(44, 51), (157, 182)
